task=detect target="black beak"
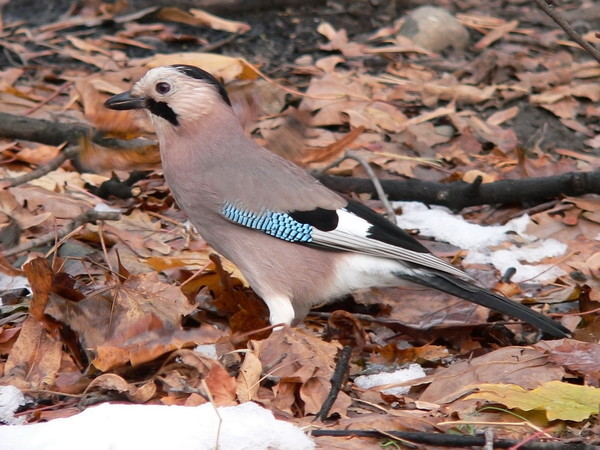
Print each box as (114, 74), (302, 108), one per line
(104, 91), (147, 110)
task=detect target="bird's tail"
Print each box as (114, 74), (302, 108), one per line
(397, 271), (570, 338)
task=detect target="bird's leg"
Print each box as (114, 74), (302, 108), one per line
(263, 295), (296, 329)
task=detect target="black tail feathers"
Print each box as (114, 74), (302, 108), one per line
(399, 271), (570, 338)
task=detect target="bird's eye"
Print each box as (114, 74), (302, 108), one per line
(155, 82), (171, 95)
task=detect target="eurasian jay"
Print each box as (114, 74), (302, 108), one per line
(105, 65), (569, 338)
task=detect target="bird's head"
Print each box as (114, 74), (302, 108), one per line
(104, 65), (232, 129)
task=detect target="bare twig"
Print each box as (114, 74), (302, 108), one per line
(440, 418), (553, 439)
(532, 0), (600, 63)
(199, 31), (243, 53)
(320, 150), (397, 224)
(374, 428), (419, 449)
(315, 345), (352, 421)
(24, 82), (73, 116)
(0, 112), (153, 152)
(200, 379), (223, 450)
(2, 209), (121, 257)
(1, 145), (80, 187)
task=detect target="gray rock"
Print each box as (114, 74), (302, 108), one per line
(399, 6), (470, 52)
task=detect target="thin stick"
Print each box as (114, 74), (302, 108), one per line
(1, 145), (79, 187)
(2, 209), (121, 257)
(310, 429), (564, 448)
(440, 420), (551, 438)
(201, 379), (222, 450)
(24, 81), (73, 116)
(315, 345), (352, 421)
(374, 428), (419, 449)
(180, 261), (213, 288)
(320, 150), (397, 224)
(97, 221), (113, 273)
(45, 222), (86, 259)
(532, 0), (600, 63)
(199, 31), (242, 53)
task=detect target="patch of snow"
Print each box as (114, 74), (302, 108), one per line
(0, 401), (315, 450)
(395, 202), (531, 250)
(395, 202), (566, 282)
(0, 385), (26, 425)
(465, 239), (567, 282)
(0, 274), (30, 303)
(94, 203), (121, 213)
(194, 344), (218, 359)
(354, 364), (426, 396)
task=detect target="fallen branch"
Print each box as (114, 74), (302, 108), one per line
(1, 112), (598, 210)
(315, 171), (600, 210)
(0, 112), (152, 151)
(1, 209), (122, 258)
(315, 345), (351, 421)
(310, 429), (589, 449)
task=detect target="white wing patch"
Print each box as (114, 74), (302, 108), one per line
(328, 208), (371, 235)
(312, 209), (474, 282)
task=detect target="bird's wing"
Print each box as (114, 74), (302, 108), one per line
(219, 198), (472, 281)
(212, 143), (469, 280)
(219, 197), (573, 338)
(205, 142), (347, 214)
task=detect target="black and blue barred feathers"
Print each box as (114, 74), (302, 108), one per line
(221, 202), (314, 242)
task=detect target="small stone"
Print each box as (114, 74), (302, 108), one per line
(434, 125), (456, 138)
(399, 6), (470, 52)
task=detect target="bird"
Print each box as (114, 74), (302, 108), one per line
(105, 64), (570, 338)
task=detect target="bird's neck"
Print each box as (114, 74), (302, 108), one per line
(156, 103), (249, 174)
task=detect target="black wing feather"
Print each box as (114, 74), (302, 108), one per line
(345, 201), (430, 254)
(289, 208), (339, 231)
(287, 201), (431, 254)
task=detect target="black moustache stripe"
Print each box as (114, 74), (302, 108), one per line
(147, 99), (179, 126)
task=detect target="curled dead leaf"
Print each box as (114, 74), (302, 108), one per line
(236, 352), (262, 403)
(22, 257), (53, 322)
(83, 373), (156, 404)
(1, 316), (61, 390)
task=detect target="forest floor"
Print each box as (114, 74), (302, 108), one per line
(0, 0), (599, 448)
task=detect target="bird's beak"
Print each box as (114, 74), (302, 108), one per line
(104, 91), (147, 110)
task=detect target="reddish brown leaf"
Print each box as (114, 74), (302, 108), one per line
(22, 257), (53, 322)
(419, 346), (566, 413)
(205, 360), (237, 406)
(83, 373), (157, 403)
(538, 340), (600, 387)
(1, 316), (61, 389)
(236, 352), (262, 403)
(325, 310), (367, 355)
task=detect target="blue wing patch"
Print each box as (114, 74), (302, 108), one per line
(221, 202), (314, 242)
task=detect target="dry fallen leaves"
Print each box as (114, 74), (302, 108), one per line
(0, 1), (598, 447)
